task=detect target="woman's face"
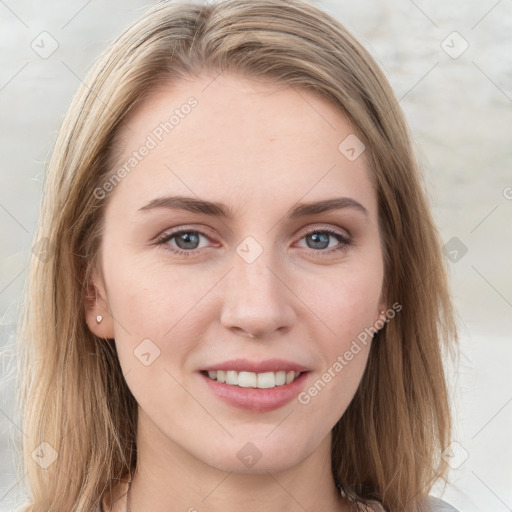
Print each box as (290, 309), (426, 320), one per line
(87, 73), (386, 475)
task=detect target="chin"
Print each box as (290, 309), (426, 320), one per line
(197, 437), (312, 475)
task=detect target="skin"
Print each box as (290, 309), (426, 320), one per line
(85, 73), (387, 512)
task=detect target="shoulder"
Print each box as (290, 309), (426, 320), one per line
(370, 495), (460, 512)
(422, 495), (460, 511)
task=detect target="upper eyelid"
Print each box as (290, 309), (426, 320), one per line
(156, 225), (215, 242)
(301, 225), (350, 237)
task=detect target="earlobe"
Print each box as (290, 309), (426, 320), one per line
(376, 283), (388, 326)
(374, 295), (389, 333)
(84, 272), (115, 339)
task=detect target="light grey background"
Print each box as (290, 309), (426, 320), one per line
(1, 1), (511, 511)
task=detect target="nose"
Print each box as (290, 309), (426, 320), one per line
(219, 250), (297, 339)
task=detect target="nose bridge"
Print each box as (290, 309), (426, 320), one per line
(233, 245), (279, 296)
(220, 239), (295, 337)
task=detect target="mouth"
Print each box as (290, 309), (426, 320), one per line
(198, 369), (311, 412)
(200, 369), (308, 389)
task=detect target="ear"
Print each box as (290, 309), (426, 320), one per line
(375, 285), (388, 327)
(84, 268), (115, 339)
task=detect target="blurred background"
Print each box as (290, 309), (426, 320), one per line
(0, 1), (511, 510)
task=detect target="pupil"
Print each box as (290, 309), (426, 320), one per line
(177, 232), (199, 250)
(309, 232), (329, 250)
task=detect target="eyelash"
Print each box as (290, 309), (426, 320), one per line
(155, 226), (352, 257)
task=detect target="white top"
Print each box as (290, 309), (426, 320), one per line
(424, 495), (461, 511)
(97, 495), (460, 511)
(359, 496), (460, 512)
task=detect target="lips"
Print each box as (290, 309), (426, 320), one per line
(198, 358), (311, 412)
(200, 358), (309, 374)
(199, 370), (310, 412)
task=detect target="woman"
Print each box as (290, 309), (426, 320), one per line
(16, 1), (460, 511)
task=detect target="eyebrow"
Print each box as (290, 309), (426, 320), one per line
(138, 195), (368, 219)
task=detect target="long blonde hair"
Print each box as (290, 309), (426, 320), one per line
(15, 1), (457, 510)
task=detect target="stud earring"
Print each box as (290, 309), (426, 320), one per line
(96, 315), (103, 323)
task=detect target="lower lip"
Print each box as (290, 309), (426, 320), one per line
(199, 371), (310, 413)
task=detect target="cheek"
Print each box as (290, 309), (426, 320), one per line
(105, 248), (191, 325)
(103, 250), (219, 366)
(296, 268), (380, 420)
(301, 262), (383, 344)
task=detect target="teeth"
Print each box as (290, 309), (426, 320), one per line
(206, 370), (301, 388)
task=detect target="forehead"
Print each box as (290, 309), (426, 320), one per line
(106, 73), (376, 218)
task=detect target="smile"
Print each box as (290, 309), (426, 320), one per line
(202, 369), (303, 388)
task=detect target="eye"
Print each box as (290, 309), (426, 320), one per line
(156, 229), (213, 256)
(155, 226), (352, 257)
(296, 227), (352, 255)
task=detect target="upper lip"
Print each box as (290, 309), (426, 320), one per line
(201, 358), (310, 373)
